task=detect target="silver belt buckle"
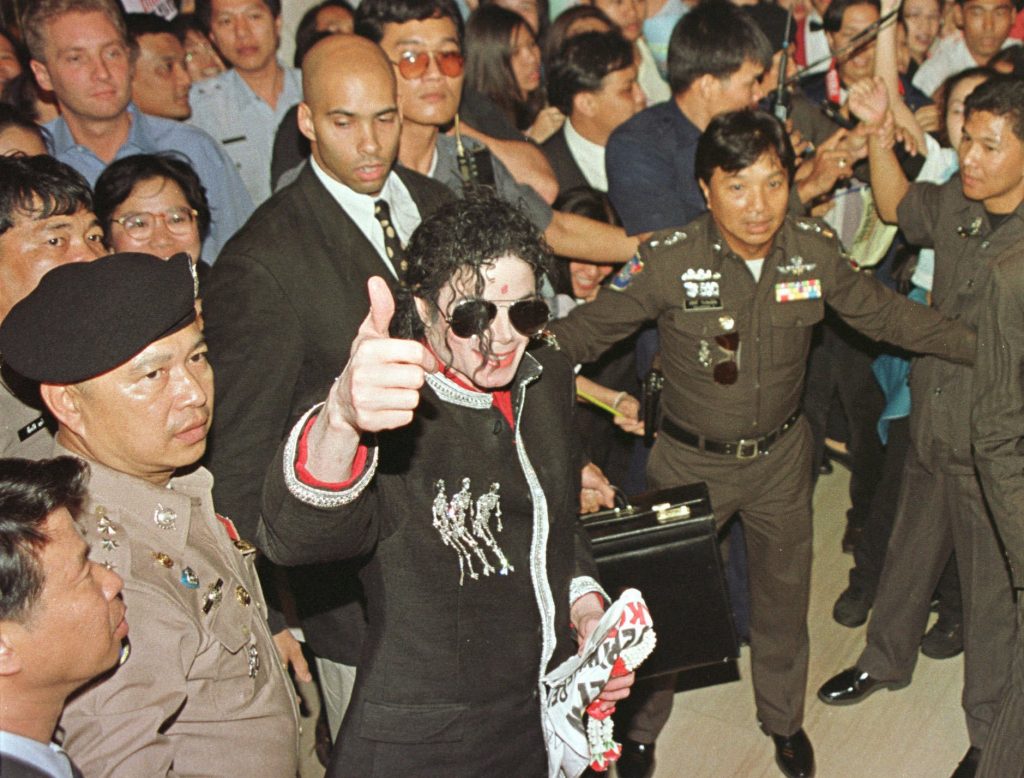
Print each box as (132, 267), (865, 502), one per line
(736, 438), (760, 459)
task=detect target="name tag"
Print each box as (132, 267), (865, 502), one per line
(775, 279), (822, 303)
(17, 416), (46, 442)
(684, 297), (723, 311)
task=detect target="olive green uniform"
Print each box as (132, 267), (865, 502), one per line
(974, 250), (1024, 778)
(549, 211), (974, 736)
(855, 180), (1021, 749)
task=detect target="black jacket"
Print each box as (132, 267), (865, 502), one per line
(259, 347), (600, 776)
(202, 163), (454, 661)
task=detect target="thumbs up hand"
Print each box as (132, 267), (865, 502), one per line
(303, 277), (437, 483)
(329, 276), (438, 434)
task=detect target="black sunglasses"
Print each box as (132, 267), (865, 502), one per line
(713, 332), (739, 385)
(443, 297), (550, 338)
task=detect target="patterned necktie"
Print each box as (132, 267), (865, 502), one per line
(374, 199), (407, 277)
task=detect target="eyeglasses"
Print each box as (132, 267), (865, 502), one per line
(443, 297), (550, 338)
(713, 332), (739, 385)
(392, 49), (464, 80)
(113, 207), (199, 240)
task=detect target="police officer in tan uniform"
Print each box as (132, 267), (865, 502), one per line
(548, 109), (975, 778)
(0, 253), (299, 777)
(0, 155), (107, 459)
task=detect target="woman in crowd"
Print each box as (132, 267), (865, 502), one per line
(257, 193), (631, 775)
(0, 104), (47, 156)
(550, 187), (642, 484)
(482, 0), (550, 42)
(465, 4), (564, 143)
(0, 28), (22, 93)
(294, 0), (355, 67)
(176, 14), (226, 82)
(94, 154), (211, 294)
(543, 4), (614, 71)
(898, 0), (942, 78)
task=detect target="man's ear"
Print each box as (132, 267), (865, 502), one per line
(695, 73), (718, 104)
(297, 101), (316, 143)
(573, 91), (596, 120)
(0, 629), (25, 677)
(413, 296), (433, 328)
(952, 3), (964, 29)
(30, 60), (53, 93)
(698, 178), (711, 209)
(40, 384), (83, 436)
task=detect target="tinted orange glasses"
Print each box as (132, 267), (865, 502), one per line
(394, 50), (465, 79)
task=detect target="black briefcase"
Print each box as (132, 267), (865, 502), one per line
(580, 483), (738, 679)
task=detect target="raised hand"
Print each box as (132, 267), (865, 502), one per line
(304, 278), (437, 483)
(848, 76), (890, 127)
(328, 276), (438, 435)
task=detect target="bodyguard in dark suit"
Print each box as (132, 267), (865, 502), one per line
(542, 30), (645, 198)
(201, 34), (453, 737)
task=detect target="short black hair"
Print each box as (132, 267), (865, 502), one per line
(194, 0), (281, 32)
(667, 0), (773, 95)
(295, 0), (354, 66)
(0, 104), (49, 149)
(546, 30), (633, 116)
(695, 109), (796, 184)
(964, 73), (1024, 143)
(396, 188), (551, 358)
(355, 0), (464, 45)
(822, 0), (880, 34)
(543, 5), (614, 70)
(93, 153), (212, 242)
(0, 456), (88, 623)
(0, 155), (94, 237)
(124, 11), (183, 45)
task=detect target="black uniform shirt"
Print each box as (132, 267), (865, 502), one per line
(898, 175), (1024, 473)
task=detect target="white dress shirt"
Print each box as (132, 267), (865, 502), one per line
(563, 119), (608, 192)
(309, 157), (420, 279)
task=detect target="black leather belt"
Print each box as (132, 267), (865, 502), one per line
(660, 411), (802, 459)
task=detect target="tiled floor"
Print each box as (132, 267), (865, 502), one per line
(298, 465), (970, 777)
(650, 466), (968, 777)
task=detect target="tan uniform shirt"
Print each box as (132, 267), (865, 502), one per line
(549, 212), (975, 442)
(0, 382), (53, 459)
(57, 447), (299, 777)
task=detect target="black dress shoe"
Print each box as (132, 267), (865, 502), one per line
(950, 747), (981, 778)
(921, 619), (963, 659)
(817, 667), (909, 705)
(818, 456), (834, 476)
(770, 728), (815, 778)
(832, 585), (871, 627)
(615, 739), (655, 778)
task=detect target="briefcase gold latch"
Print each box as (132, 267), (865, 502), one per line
(653, 502), (691, 523)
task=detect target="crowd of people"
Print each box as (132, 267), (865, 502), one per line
(0, 0), (1022, 776)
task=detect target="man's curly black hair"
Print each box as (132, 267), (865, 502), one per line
(394, 188), (552, 363)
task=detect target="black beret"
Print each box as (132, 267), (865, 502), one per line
(0, 252), (197, 384)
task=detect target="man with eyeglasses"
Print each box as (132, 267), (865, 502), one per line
(190, 0), (304, 205)
(201, 33), (454, 740)
(548, 109), (975, 778)
(24, 0), (253, 263)
(354, 0), (641, 268)
(912, 0), (1018, 98)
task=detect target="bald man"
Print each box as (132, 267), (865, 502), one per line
(201, 34), (454, 737)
